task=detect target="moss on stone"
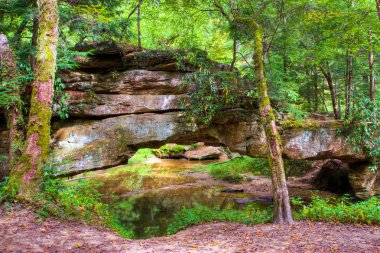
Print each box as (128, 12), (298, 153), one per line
(153, 144), (186, 158)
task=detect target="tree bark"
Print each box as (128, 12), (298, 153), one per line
(253, 22), (294, 225)
(369, 50), (375, 102)
(345, 51), (353, 118)
(137, 0), (142, 51)
(8, 0), (59, 199)
(0, 35), (24, 171)
(376, 0), (380, 20)
(312, 68), (319, 112)
(319, 64), (341, 119)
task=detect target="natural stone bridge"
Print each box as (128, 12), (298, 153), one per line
(1, 42), (378, 199)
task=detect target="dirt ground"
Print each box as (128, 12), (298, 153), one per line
(1, 206), (379, 253)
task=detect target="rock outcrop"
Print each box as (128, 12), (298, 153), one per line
(32, 43), (380, 198)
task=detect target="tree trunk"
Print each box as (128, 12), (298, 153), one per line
(230, 29), (237, 71)
(8, 0), (59, 199)
(369, 50), (375, 102)
(137, 0), (142, 51)
(376, 0), (380, 20)
(0, 35), (24, 171)
(312, 68), (319, 112)
(253, 22), (294, 225)
(345, 51), (353, 118)
(319, 64), (341, 119)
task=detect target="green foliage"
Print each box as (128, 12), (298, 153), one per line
(197, 156), (312, 182)
(153, 144), (185, 158)
(167, 205), (272, 235)
(197, 156), (270, 183)
(0, 176), (10, 203)
(128, 148), (155, 164)
(295, 195), (380, 225)
(175, 48), (238, 124)
(33, 164), (133, 238)
(340, 99), (380, 171)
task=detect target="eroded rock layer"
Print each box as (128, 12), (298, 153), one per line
(40, 44), (380, 198)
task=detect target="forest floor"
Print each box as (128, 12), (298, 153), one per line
(1, 205), (379, 253)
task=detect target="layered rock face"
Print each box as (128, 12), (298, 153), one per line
(48, 42), (378, 198)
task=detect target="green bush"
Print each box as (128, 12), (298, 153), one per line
(167, 205), (272, 234)
(295, 195), (380, 225)
(33, 164), (134, 238)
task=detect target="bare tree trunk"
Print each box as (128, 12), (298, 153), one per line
(253, 22), (294, 225)
(376, 0), (380, 20)
(137, 0), (142, 50)
(320, 64), (341, 119)
(345, 51), (353, 118)
(8, 0), (59, 199)
(230, 30), (237, 71)
(369, 50), (375, 102)
(0, 35), (24, 171)
(312, 68), (319, 112)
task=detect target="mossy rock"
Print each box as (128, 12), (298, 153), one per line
(153, 144), (186, 159)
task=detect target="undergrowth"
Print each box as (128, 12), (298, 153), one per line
(194, 156), (270, 183)
(196, 156), (312, 183)
(167, 205), (272, 234)
(293, 195), (380, 224)
(1, 165), (134, 238)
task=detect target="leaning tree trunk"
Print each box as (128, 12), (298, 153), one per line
(253, 22), (294, 225)
(8, 0), (58, 199)
(0, 35), (24, 172)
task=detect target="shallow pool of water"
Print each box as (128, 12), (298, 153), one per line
(109, 185), (270, 239)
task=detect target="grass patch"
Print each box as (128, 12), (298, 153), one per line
(293, 195), (380, 225)
(128, 148), (155, 164)
(167, 205), (272, 234)
(195, 156), (270, 183)
(195, 156), (312, 183)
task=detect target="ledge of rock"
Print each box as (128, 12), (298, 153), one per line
(41, 45), (380, 198)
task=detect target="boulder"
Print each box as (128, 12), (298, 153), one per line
(184, 146), (224, 160)
(153, 144), (186, 159)
(348, 164), (380, 199)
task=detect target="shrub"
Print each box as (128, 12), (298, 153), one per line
(295, 195), (380, 225)
(33, 164), (134, 238)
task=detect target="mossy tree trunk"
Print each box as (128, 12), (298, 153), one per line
(253, 22), (294, 225)
(8, 0), (58, 199)
(0, 34), (24, 170)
